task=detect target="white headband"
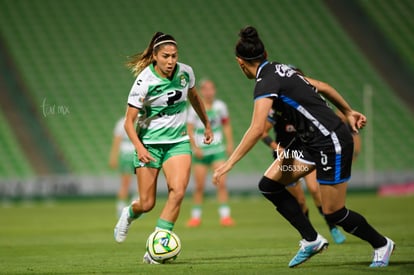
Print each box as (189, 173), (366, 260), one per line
(153, 40), (177, 49)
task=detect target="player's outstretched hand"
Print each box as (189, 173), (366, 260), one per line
(213, 161), (232, 185)
(347, 110), (367, 133)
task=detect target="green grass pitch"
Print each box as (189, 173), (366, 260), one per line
(1, 193), (413, 274)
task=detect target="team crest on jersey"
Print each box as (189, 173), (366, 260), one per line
(179, 75), (187, 87)
(275, 64), (296, 77)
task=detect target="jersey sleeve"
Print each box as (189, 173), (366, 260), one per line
(217, 100), (230, 124)
(113, 118), (124, 136)
(187, 65), (196, 89)
(253, 74), (280, 100)
(127, 76), (147, 109)
(179, 63), (196, 89)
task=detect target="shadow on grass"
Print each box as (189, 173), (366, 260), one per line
(169, 253), (283, 265)
(282, 260), (414, 269)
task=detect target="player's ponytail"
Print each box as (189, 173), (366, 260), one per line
(126, 32), (177, 76)
(235, 26), (266, 62)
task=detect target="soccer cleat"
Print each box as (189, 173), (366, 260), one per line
(369, 237), (395, 267)
(288, 234), (329, 268)
(220, 216), (235, 227)
(143, 252), (160, 264)
(186, 217), (201, 227)
(114, 207), (133, 243)
(330, 227), (346, 244)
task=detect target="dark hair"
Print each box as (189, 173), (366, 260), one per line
(126, 32), (177, 76)
(235, 26), (266, 62)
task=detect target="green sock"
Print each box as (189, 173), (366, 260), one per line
(156, 218), (174, 231)
(128, 205), (142, 219)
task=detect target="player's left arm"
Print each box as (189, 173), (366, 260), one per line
(305, 77), (352, 114)
(188, 87), (213, 144)
(305, 77), (367, 132)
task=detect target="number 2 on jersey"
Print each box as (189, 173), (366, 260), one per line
(166, 90), (183, 105)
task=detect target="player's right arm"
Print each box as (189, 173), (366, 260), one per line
(126, 77), (155, 164)
(187, 121), (203, 159)
(305, 76), (367, 132)
(124, 106), (155, 164)
(261, 119), (278, 151)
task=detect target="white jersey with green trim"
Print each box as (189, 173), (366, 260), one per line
(187, 99), (229, 155)
(114, 117), (135, 154)
(127, 62), (195, 144)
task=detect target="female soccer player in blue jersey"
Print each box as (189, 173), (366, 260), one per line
(114, 32), (213, 263)
(213, 26), (394, 268)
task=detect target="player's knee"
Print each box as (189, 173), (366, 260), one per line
(324, 207), (347, 225)
(258, 176), (285, 194)
(194, 183), (205, 193)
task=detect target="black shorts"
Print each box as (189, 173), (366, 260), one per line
(296, 123), (354, 185)
(276, 131), (297, 149)
(275, 130), (313, 163)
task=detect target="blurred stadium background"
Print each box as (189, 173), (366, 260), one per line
(0, 0), (413, 200)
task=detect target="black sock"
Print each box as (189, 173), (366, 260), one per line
(318, 206), (335, 230)
(258, 176), (318, 241)
(325, 207), (387, 248)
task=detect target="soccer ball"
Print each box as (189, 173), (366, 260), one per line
(146, 229), (181, 263)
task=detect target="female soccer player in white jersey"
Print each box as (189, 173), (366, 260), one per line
(114, 32), (213, 263)
(109, 116), (136, 217)
(213, 26), (394, 268)
(186, 79), (235, 227)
